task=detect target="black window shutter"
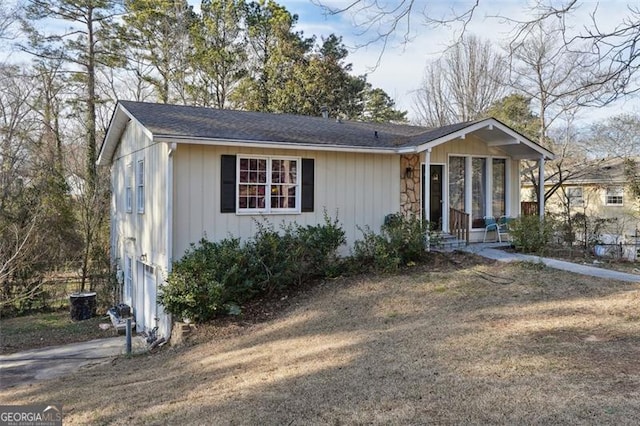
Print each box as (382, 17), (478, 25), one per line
(301, 158), (314, 212)
(220, 155), (236, 213)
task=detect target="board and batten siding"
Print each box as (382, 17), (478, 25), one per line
(110, 119), (170, 336)
(171, 144), (400, 257)
(111, 120), (169, 266)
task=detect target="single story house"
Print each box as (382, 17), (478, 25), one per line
(97, 101), (554, 337)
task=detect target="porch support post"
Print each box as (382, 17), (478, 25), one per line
(538, 155), (545, 219)
(424, 149), (432, 252)
(424, 149), (431, 223)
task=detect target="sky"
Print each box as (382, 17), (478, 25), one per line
(272, 0), (639, 124)
(4, 0), (638, 125)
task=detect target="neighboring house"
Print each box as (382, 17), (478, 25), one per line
(522, 156), (640, 242)
(97, 101), (554, 337)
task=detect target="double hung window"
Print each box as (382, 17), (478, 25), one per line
(136, 159), (145, 213)
(605, 187), (623, 206)
(237, 156), (300, 213)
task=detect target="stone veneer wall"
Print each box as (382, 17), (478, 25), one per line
(400, 154), (421, 217)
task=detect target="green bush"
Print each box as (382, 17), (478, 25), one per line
(245, 221), (302, 295)
(510, 215), (555, 254)
(352, 213), (429, 272)
(159, 238), (244, 322)
(352, 225), (400, 272)
(297, 213), (347, 278)
(159, 214), (346, 321)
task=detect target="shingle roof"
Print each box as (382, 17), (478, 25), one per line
(118, 100), (474, 149)
(559, 157), (640, 183)
(98, 101), (554, 166)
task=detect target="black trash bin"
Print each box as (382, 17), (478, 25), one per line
(70, 292), (97, 321)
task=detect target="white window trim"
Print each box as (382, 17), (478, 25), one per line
(448, 154), (511, 230)
(605, 186), (624, 206)
(125, 162), (133, 213)
(236, 155), (302, 214)
(136, 159), (145, 214)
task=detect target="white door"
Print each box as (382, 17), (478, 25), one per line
(143, 264), (157, 332)
(134, 261), (145, 332)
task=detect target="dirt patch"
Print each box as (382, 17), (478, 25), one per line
(2, 253), (639, 425)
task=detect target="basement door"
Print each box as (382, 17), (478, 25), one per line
(135, 262), (157, 333)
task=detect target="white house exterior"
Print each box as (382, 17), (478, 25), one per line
(97, 101), (554, 338)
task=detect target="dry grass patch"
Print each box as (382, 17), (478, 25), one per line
(0, 311), (114, 354)
(2, 255), (640, 424)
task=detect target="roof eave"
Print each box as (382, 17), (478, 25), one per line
(154, 135), (400, 154)
(96, 103), (132, 166)
(413, 118), (555, 160)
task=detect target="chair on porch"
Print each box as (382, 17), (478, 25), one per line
(497, 216), (513, 243)
(483, 216), (499, 242)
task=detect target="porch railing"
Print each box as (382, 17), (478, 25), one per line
(521, 201), (538, 216)
(449, 207), (470, 245)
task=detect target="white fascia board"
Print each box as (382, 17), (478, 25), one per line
(413, 120), (494, 152)
(414, 118), (555, 160)
(397, 146), (418, 154)
(97, 104), (155, 166)
(154, 135), (399, 155)
(483, 119), (555, 160)
(97, 108), (130, 166)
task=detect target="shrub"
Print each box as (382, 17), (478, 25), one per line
(245, 221), (302, 295)
(352, 225), (400, 272)
(159, 238), (245, 322)
(510, 215), (556, 254)
(352, 213), (429, 272)
(297, 213), (346, 278)
(159, 214), (346, 321)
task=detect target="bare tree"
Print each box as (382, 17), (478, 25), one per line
(313, 0), (480, 66)
(506, 20), (602, 146)
(0, 0), (20, 43)
(0, 64), (81, 310)
(505, 2), (640, 106)
(316, 1), (639, 103)
(582, 113), (640, 158)
(413, 34), (507, 127)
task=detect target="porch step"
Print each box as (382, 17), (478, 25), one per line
(431, 233), (467, 252)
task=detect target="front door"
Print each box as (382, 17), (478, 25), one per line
(429, 165), (443, 229)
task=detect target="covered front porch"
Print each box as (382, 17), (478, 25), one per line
(398, 118), (554, 244)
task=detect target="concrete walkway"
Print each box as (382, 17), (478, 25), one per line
(0, 336), (147, 389)
(463, 243), (640, 283)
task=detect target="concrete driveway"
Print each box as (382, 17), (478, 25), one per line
(0, 336), (146, 389)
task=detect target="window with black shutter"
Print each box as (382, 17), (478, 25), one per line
(220, 155), (236, 213)
(220, 155), (314, 214)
